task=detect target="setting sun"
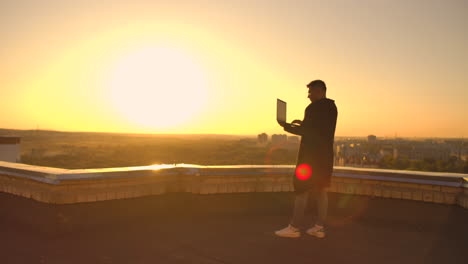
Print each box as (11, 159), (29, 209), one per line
(104, 45), (209, 129)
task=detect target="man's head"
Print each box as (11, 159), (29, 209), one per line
(307, 80), (326, 102)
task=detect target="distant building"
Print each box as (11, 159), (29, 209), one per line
(379, 145), (394, 158)
(271, 134), (287, 145)
(334, 137), (467, 169)
(335, 144), (345, 166)
(444, 139), (465, 162)
(287, 136), (299, 144)
(393, 144), (451, 161)
(0, 136), (21, 163)
(257, 133), (268, 144)
(462, 154), (468, 162)
(367, 135), (377, 143)
(239, 138), (256, 145)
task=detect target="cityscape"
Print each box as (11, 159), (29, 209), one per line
(258, 133), (468, 173)
(0, 128), (465, 173)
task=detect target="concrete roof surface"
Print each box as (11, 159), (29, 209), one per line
(1, 192), (467, 264)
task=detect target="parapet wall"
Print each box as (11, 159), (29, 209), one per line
(0, 161), (467, 208)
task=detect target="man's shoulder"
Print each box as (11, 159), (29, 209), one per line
(315, 98), (336, 108)
(327, 98), (337, 109)
(306, 98), (337, 113)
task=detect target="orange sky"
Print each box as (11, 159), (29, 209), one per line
(1, 0), (467, 137)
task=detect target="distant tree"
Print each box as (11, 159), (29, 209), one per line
(408, 160), (422, 171)
(421, 158), (437, 171)
(393, 158), (410, 170)
(378, 156), (394, 169)
(436, 159), (447, 172)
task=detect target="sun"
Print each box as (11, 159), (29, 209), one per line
(104, 45), (208, 130)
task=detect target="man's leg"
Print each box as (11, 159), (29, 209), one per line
(275, 190), (310, 237)
(289, 190), (310, 229)
(305, 186), (328, 238)
(315, 186), (328, 227)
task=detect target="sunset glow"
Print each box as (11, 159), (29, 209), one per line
(1, 0), (467, 137)
(104, 45), (208, 129)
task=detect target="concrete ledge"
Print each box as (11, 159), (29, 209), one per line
(0, 161), (467, 207)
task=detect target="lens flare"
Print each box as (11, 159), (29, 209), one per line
(295, 163), (312, 180)
(328, 196), (370, 227)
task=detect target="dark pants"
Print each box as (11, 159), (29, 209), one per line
(290, 186), (328, 228)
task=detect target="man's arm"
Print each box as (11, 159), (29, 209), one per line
(282, 110), (308, 136)
(285, 103), (337, 146)
(282, 122), (302, 136)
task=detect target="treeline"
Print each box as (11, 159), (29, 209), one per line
(20, 138), (298, 169)
(9, 129), (467, 173)
(378, 156), (467, 173)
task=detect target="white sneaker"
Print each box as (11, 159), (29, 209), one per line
(274, 224), (301, 238)
(306, 224), (326, 238)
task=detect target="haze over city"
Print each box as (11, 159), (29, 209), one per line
(1, 0), (467, 137)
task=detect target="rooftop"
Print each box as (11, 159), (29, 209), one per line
(2, 191), (467, 264)
(1, 161), (467, 263)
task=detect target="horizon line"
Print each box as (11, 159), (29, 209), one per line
(0, 127), (465, 139)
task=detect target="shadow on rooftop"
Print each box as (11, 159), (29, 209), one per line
(1, 191), (467, 264)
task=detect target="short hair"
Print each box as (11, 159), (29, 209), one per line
(307, 80), (326, 92)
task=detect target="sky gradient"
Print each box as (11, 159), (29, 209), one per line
(1, 0), (467, 137)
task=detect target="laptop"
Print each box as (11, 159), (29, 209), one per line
(276, 98), (287, 125)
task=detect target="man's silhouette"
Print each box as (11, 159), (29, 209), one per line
(275, 79), (338, 238)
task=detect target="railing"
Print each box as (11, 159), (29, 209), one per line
(0, 161), (467, 207)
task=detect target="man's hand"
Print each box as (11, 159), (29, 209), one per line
(278, 120), (287, 127)
(291, 119), (302, 126)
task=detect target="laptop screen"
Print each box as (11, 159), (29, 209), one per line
(276, 99), (286, 124)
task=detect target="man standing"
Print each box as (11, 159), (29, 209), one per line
(275, 80), (338, 238)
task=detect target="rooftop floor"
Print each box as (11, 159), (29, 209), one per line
(1, 191), (467, 264)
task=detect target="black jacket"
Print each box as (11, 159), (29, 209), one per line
(283, 97), (338, 193)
